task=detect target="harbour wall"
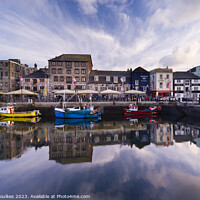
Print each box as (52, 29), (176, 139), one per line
(1, 101), (199, 118)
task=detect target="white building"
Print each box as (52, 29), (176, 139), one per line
(173, 72), (200, 100)
(150, 67), (173, 98)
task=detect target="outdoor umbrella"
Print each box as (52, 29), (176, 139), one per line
(54, 89), (75, 95)
(6, 89), (38, 96)
(77, 90), (99, 94)
(125, 90), (145, 95)
(100, 89), (121, 95)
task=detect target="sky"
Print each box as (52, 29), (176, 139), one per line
(0, 0), (200, 71)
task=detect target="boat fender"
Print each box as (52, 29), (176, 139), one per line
(158, 106), (162, 110)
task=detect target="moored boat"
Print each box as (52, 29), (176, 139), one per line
(54, 105), (99, 119)
(0, 104), (41, 118)
(124, 104), (161, 116)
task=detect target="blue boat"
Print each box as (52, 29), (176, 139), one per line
(54, 106), (99, 119)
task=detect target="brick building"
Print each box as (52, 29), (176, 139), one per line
(0, 59), (33, 92)
(48, 54), (93, 95)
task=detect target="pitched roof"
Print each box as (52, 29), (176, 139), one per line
(23, 69), (48, 79)
(133, 66), (149, 73)
(90, 70), (131, 76)
(49, 54), (92, 62)
(173, 72), (199, 79)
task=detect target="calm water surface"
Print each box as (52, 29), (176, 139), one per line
(0, 115), (200, 200)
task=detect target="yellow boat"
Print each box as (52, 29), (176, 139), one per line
(0, 104), (41, 118)
(0, 117), (40, 123)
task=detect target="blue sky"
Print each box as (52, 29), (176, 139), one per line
(0, 0), (200, 71)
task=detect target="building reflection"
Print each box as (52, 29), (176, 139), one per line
(173, 122), (200, 147)
(151, 123), (173, 146)
(0, 120), (49, 160)
(2, 116), (200, 163)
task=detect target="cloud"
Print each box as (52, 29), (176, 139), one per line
(159, 42), (200, 69)
(75, 0), (98, 15)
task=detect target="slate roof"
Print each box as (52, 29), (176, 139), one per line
(173, 72), (199, 79)
(49, 54), (92, 62)
(23, 69), (48, 79)
(133, 66), (149, 73)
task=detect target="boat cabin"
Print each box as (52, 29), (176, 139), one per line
(0, 106), (14, 114)
(129, 104), (138, 111)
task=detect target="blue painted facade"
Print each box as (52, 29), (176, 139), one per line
(131, 67), (150, 97)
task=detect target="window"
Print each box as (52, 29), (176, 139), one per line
(25, 79), (30, 82)
(51, 62), (56, 66)
(94, 76), (99, 82)
(0, 72), (3, 79)
(60, 85), (64, 89)
(60, 76), (64, 82)
(75, 62), (79, 67)
(66, 70), (71, 74)
(54, 76), (58, 82)
(66, 62), (71, 67)
(52, 68), (56, 74)
(160, 74), (163, 79)
(194, 87), (198, 91)
(106, 76), (110, 82)
(177, 87), (181, 91)
(135, 80), (139, 85)
(25, 86), (30, 90)
(0, 62), (3, 67)
(160, 82), (163, 88)
(166, 74), (169, 79)
(81, 62), (86, 67)
(57, 62), (62, 66)
(81, 77), (86, 82)
(75, 77), (79, 82)
(58, 68), (62, 74)
(193, 79), (198, 83)
(75, 69), (79, 74)
(66, 77), (72, 83)
(40, 79), (44, 82)
(185, 80), (189, 85)
(113, 76), (118, 83)
(81, 69), (86, 74)
(177, 80), (181, 83)
(5, 72), (8, 76)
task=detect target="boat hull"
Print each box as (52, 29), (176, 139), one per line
(54, 108), (98, 119)
(124, 109), (158, 116)
(0, 110), (41, 118)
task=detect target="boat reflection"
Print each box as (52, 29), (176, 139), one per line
(54, 118), (98, 129)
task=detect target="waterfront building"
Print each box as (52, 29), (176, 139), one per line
(150, 67), (173, 98)
(88, 69), (131, 92)
(23, 69), (48, 97)
(131, 67), (150, 96)
(173, 71), (200, 100)
(48, 54), (93, 94)
(0, 59), (34, 92)
(188, 66), (200, 77)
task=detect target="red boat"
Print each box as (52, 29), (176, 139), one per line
(124, 104), (161, 116)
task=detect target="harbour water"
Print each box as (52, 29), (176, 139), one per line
(0, 114), (200, 200)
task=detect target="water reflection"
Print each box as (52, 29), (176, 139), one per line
(2, 116), (200, 163)
(1, 116), (200, 199)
